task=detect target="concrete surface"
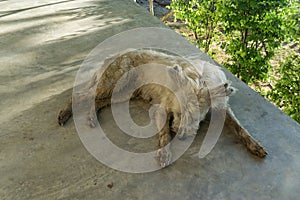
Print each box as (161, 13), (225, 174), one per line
(1, 0), (300, 199)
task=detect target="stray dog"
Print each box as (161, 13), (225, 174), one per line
(58, 49), (267, 167)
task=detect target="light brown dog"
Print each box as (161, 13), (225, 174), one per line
(58, 49), (267, 167)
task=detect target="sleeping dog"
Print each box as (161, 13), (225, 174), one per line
(58, 49), (267, 167)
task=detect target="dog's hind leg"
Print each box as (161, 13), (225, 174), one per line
(58, 98), (73, 126)
(58, 83), (113, 127)
(87, 98), (112, 128)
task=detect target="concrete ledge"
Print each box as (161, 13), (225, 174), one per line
(1, 0), (299, 199)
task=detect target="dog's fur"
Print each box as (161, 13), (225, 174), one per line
(58, 49), (267, 167)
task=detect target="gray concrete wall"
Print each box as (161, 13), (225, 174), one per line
(1, 0), (300, 199)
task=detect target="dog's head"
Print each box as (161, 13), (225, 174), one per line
(165, 64), (204, 137)
(166, 63), (236, 137)
(198, 82), (236, 109)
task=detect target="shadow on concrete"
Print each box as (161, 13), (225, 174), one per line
(0, 0), (76, 18)
(0, 0), (163, 125)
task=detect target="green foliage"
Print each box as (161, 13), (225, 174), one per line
(268, 53), (300, 122)
(282, 1), (300, 39)
(170, 0), (223, 53)
(221, 0), (288, 83)
(169, 0), (299, 122)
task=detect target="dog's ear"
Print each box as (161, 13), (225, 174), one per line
(223, 83), (236, 96)
(166, 65), (185, 83)
(173, 64), (181, 73)
(173, 64), (184, 79)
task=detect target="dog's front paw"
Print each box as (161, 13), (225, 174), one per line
(177, 132), (185, 140)
(87, 113), (97, 128)
(156, 147), (172, 168)
(239, 129), (268, 158)
(248, 140), (268, 158)
(177, 128), (197, 140)
(177, 128), (186, 140)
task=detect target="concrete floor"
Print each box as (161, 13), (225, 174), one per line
(1, 0), (300, 199)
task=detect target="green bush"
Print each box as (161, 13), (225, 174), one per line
(170, 0), (223, 53)
(169, 0), (299, 122)
(220, 0), (288, 83)
(268, 53), (300, 122)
